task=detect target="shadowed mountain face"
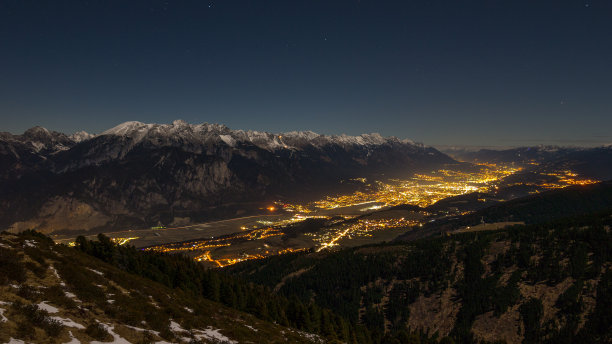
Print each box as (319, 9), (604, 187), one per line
(0, 121), (454, 234)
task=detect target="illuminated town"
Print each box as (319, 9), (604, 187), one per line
(139, 163), (598, 267)
(110, 237), (140, 246)
(281, 163), (521, 211)
(311, 218), (420, 252)
(143, 225), (297, 267)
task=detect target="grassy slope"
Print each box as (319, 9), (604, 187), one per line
(0, 231), (320, 344)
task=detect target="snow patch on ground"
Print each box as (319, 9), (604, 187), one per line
(297, 330), (324, 343)
(169, 320), (185, 332)
(184, 307), (194, 313)
(0, 241), (9, 248)
(50, 316), (85, 329)
(192, 327), (237, 344)
(169, 321), (191, 342)
(63, 290), (82, 303)
(63, 331), (81, 344)
(244, 324), (258, 332)
(50, 265), (67, 287)
(38, 301), (59, 313)
(155, 319), (236, 344)
(23, 240), (36, 248)
(6, 338), (26, 344)
(50, 265), (61, 278)
(88, 268), (104, 276)
(146, 296), (160, 309)
(124, 325), (160, 336)
(90, 323), (131, 344)
(0, 307), (8, 322)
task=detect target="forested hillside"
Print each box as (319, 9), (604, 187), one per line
(71, 233), (372, 343)
(3, 186), (612, 343)
(227, 211), (612, 343)
(0, 230), (325, 343)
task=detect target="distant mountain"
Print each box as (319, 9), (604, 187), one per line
(553, 146), (612, 180)
(446, 145), (582, 164)
(0, 120), (454, 234)
(0, 127), (83, 181)
(440, 145), (612, 184)
(447, 145), (612, 181)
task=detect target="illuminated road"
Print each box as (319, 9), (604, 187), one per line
(316, 226), (352, 252)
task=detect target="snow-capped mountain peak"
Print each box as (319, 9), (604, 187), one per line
(13, 126), (74, 153)
(22, 126), (51, 140)
(97, 120), (420, 151)
(70, 131), (95, 143)
(101, 121), (150, 136)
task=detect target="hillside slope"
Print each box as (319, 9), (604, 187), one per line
(0, 231), (322, 343)
(227, 212), (612, 343)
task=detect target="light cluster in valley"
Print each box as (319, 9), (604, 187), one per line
(140, 162), (598, 267)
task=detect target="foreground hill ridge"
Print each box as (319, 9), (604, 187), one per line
(0, 231), (324, 344)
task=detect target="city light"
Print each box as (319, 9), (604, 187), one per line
(284, 164), (520, 211)
(145, 163), (598, 266)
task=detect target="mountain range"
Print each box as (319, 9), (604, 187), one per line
(0, 121), (453, 234)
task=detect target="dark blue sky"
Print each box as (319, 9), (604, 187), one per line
(1, 0), (611, 146)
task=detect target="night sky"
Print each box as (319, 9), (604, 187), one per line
(1, 0), (611, 146)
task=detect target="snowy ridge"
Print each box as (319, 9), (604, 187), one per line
(98, 119), (418, 151)
(70, 131), (95, 143)
(0, 126), (92, 155)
